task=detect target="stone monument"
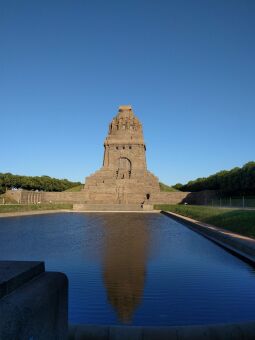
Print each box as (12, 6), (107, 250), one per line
(8, 105), (189, 208)
(81, 105), (160, 206)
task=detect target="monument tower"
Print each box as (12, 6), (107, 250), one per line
(82, 105), (160, 205)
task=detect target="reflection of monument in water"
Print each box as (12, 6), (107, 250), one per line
(101, 214), (149, 323)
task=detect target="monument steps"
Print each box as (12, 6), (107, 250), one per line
(73, 203), (153, 211)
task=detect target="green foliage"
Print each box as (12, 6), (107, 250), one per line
(0, 173), (82, 194)
(172, 183), (183, 190)
(175, 161), (255, 195)
(155, 204), (255, 238)
(159, 182), (178, 192)
(0, 203), (72, 213)
(65, 184), (83, 192)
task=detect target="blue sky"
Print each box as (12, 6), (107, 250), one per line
(1, 0), (254, 185)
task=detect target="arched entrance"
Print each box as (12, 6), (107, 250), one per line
(116, 157), (131, 179)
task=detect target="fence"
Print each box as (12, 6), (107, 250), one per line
(204, 196), (255, 209)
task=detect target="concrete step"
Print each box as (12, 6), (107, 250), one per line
(73, 204), (153, 211)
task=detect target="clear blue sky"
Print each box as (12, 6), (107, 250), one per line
(1, 0), (254, 185)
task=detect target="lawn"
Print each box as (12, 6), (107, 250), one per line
(155, 204), (255, 238)
(65, 184), (83, 192)
(159, 182), (178, 192)
(0, 203), (72, 213)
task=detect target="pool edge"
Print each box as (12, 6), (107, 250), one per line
(161, 210), (255, 266)
(68, 320), (255, 339)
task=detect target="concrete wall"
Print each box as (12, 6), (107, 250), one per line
(41, 191), (87, 204)
(0, 261), (68, 340)
(7, 189), (189, 205)
(5, 190), (22, 203)
(151, 191), (190, 205)
(6, 189), (219, 207)
(182, 190), (219, 205)
(13, 190), (87, 204)
(17, 190), (190, 205)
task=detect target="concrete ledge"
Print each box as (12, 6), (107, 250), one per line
(72, 210), (159, 213)
(0, 261), (68, 340)
(0, 209), (160, 218)
(69, 321), (255, 339)
(161, 211), (255, 265)
(0, 261), (45, 299)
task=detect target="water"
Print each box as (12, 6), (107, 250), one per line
(0, 212), (255, 326)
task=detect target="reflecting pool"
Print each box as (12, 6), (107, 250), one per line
(0, 212), (255, 326)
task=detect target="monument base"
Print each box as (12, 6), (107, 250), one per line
(73, 203), (154, 212)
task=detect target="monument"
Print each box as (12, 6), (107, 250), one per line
(8, 105), (189, 208)
(81, 105), (160, 207)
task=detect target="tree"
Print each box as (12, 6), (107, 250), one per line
(174, 161), (255, 195)
(0, 173), (81, 194)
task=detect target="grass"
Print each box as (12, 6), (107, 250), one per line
(0, 203), (73, 214)
(155, 204), (255, 238)
(65, 184), (83, 192)
(159, 182), (178, 192)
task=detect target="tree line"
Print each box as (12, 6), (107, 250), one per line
(0, 173), (81, 194)
(173, 162), (255, 195)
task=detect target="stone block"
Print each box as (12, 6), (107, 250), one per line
(0, 261), (68, 340)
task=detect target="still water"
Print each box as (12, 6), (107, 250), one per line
(0, 212), (255, 326)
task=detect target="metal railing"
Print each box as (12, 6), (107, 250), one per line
(204, 196), (255, 209)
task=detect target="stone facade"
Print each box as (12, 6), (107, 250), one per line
(81, 105), (160, 205)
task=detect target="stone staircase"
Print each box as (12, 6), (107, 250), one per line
(73, 203), (153, 211)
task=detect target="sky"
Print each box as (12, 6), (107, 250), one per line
(1, 0), (254, 185)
